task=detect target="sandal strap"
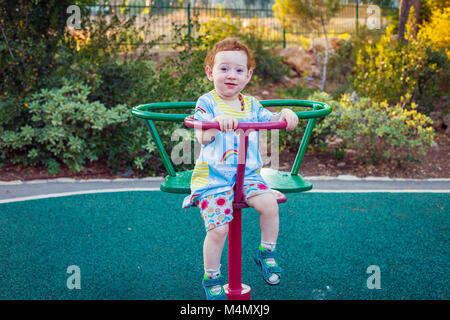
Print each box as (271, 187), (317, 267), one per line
(202, 276), (225, 288)
(266, 265), (282, 274)
(259, 250), (277, 259)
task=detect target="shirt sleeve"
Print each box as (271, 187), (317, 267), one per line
(253, 97), (274, 122)
(194, 95), (214, 122)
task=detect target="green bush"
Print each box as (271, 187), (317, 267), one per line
(353, 14), (447, 113)
(54, 10), (163, 107)
(326, 28), (383, 99)
(278, 90), (435, 165)
(0, 81), (132, 173)
(0, 1), (94, 134)
(313, 92), (435, 165)
(278, 91), (341, 155)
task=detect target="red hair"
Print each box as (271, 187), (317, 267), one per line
(204, 38), (255, 70)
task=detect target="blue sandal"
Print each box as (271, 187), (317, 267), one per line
(202, 274), (227, 300)
(253, 248), (282, 286)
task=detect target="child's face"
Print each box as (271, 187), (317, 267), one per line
(206, 50), (253, 100)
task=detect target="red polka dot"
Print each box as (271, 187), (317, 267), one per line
(216, 198), (226, 206)
(257, 184), (268, 190)
(200, 199), (209, 210)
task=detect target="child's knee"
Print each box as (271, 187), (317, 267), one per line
(249, 193), (278, 215)
(208, 224), (229, 241)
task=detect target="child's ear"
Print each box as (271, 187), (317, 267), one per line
(205, 65), (213, 81)
(246, 69), (253, 82)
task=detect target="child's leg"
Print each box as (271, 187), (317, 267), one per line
(203, 224), (229, 271)
(202, 224), (229, 299)
(247, 192), (281, 284)
(246, 192), (279, 243)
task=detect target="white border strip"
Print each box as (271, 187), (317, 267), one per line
(1, 188), (448, 204)
(0, 188), (160, 204)
(0, 177), (165, 185)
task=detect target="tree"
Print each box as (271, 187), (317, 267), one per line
(398, 0), (421, 41)
(273, 0), (341, 91)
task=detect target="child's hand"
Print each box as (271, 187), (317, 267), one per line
(213, 114), (238, 132)
(279, 109), (299, 131)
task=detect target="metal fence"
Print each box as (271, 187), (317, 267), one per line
(87, 2), (397, 47)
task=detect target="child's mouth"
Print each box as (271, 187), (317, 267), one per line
(225, 83), (237, 88)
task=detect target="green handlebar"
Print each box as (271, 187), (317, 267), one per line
(131, 99), (332, 121)
(131, 99), (332, 179)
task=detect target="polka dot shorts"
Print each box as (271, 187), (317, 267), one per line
(198, 183), (272, 232)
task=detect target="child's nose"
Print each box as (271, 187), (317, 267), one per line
(227, 71), (237, 79)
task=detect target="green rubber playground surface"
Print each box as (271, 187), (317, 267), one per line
(0, 191), (448, 300)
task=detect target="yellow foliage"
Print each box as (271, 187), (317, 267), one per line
(418, 7), (450, 59)
(423, 0), (450, 12)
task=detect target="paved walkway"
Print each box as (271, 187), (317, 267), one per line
(1, 175), (449, 203)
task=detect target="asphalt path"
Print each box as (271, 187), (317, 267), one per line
(1, 175), (449, 203)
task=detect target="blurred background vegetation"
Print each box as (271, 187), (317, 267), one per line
(0, 0), (448, 175)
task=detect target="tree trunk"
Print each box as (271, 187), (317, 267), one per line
(398, 0), (421, 41)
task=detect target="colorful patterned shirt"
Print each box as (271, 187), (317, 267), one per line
(182, 90), (274, 208)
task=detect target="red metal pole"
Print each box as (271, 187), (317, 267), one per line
(224, 130), (251, 300)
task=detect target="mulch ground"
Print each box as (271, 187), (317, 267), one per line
(0, 131), (447, 181)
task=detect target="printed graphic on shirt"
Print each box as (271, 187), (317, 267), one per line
(190, 193), (201, 205)
(220, 148), (238, 163)
(195, 105), (207, 114)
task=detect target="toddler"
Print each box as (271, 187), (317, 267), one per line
(182, 38), (298, 300)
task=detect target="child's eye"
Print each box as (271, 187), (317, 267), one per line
(236, 68), (244, 73)
(220, 67), (229, 72)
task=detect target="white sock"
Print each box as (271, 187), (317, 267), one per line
(205, 266), (222, 294)
(261, 241), (277, 251)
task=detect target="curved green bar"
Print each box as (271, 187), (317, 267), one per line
(131, 99), (332, 194)
(131, 99), (331, 121)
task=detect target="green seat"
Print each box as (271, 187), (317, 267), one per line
(160, 168), (312, 194)
(260, 168), (312, 193)
(160, 170), (193, 194)
(131, 99), (331, 194)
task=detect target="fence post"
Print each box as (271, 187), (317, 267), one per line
(187, 3), (191, 46)
(355, 0), (359, 35)
(283, 28), (286, 48)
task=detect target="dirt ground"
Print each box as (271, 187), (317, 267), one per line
(0, 130), (447, 182)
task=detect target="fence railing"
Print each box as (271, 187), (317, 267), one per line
(86, 2), (397, 48)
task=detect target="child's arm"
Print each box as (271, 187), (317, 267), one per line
(195, 128), (218, 145)
(254, 97), (297, 130)
(271, 109), (299, 131)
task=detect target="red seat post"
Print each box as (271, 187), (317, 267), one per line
(225, 128), (253, 300)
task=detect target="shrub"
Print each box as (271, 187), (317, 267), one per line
(277, 91), (341, 155)
(353, 11), (448, 113)
(0, 1), (95, 136)
(326, 28), (383, 98)
(0, 81), (131, 173)
(313, 93), (435, 165)
(55, 10), (163, 107)
(419, 7), (450, 59)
